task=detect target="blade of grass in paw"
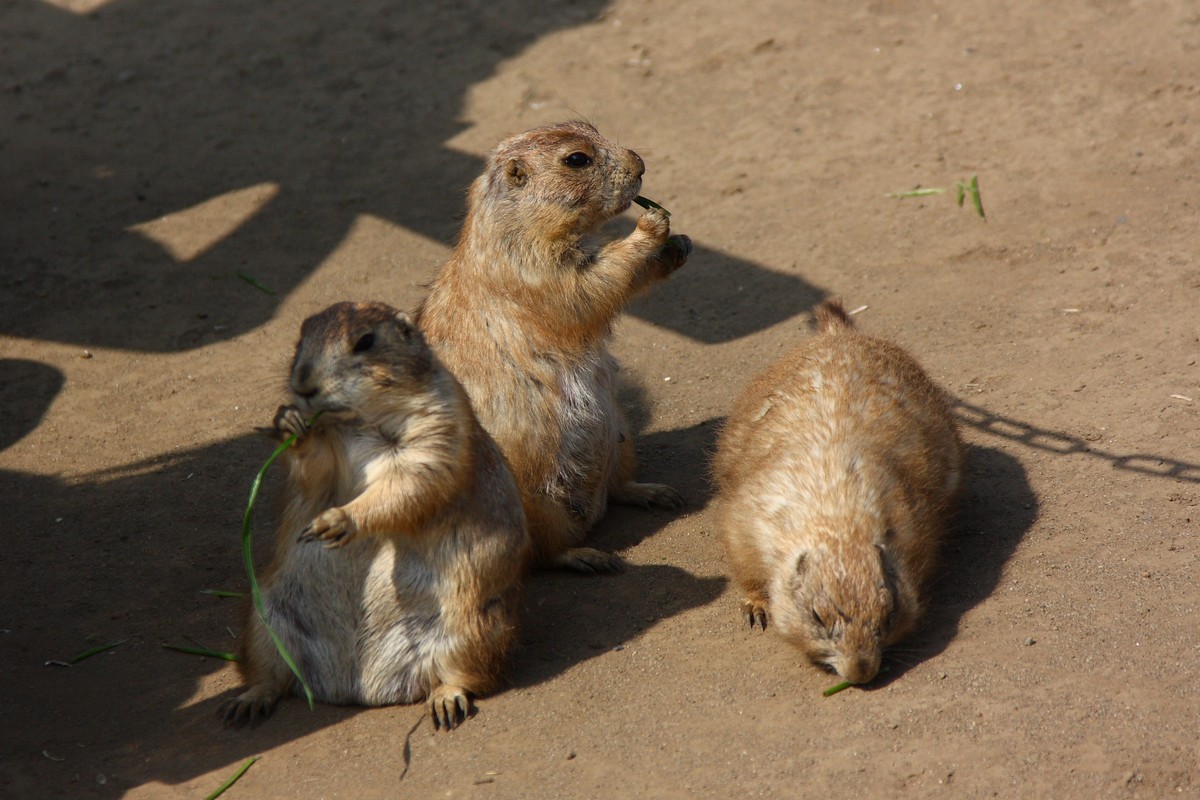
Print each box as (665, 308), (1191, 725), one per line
(241, 411), (323, 709)
(633, 195), (671, 217)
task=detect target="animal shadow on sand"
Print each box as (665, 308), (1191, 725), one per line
(2, 1), (823, 355)
(873, 441), (1038, 682)
(510, 378), (726, 689)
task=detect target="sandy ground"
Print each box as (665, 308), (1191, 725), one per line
(2, 0), (1199, 797)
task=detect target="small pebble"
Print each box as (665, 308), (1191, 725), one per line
(1024, 638), (1036, 646)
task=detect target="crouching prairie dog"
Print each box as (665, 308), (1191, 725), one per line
(416, 121), (692, 573)
(713, 300), (962, 685)
(223, 301), (530, 730)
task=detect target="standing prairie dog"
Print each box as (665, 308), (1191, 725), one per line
(416, 121), (692, 573)
(713, 300), (962, 685)
(223, 302), (530, 730)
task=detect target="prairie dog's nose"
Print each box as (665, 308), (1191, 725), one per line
(630, 150), (645, 178)
(293, 362), (318, 399)
(844, 654), (881, 685)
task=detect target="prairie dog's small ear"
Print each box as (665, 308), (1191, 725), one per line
(505, 157), (527, 188)
(788, 551), (809, 595)
(876, 541), (901, 592)
(877, 527), (897, 549)
(392, 311), (420, 343)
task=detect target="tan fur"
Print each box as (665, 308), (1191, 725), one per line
(713, 300), (963, 684)
(415, 121), (691, 573)
(224, 302), (530, 730)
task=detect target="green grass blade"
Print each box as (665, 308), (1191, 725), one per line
(887, 187), (946, 199)
(204, 756), (259, 800)
(822, 680), (852, 697)
(162, 643), (239, 662)
(241, 414), (322, 709)
(201, 589), (243, 598)
(633, 195), (671, 217)
(68, 640), (125, 665)
(969, 174), (986, 219)
(235, 272), (276, 295)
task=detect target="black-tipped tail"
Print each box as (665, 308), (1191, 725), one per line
(814, 299), (855, 332)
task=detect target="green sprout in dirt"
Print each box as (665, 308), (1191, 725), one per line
(888, 175), (986, 220)
(236, 272), (276, 295)
(162, 638), (239, 662)
(200, 588), (243, 598)
(68, 639), (125, 665)
(204, 756), (259, 800)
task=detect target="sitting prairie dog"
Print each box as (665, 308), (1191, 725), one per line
(223, 301), (530, 730)
(415, 121), (692, 573)
(713, 300), (962, 685)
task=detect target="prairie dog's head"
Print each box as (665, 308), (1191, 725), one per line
(770, 530), (920, 684)
(474, 121), (645, 236)
(287, 302), (434, 421)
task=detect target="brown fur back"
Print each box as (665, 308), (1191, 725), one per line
(714, 300), (962, 684)
(416, 122), (690, 571)
(224, 302), (529, 729)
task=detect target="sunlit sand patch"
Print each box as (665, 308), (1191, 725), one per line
(38, 0), (120, 13)
(128, 183), (280, 262)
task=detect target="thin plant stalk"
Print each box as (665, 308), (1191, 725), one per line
(204, 756), (259, 800)
(241, 413), (322, 709)
(162, 643), (239, 662)
(633, 195), (671, 217)
(68, 640), (125, 665)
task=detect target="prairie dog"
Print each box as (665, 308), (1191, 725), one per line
(416, 121), (691, 573)
(223, 302), (530, 730)
(713, 301), (962, 684)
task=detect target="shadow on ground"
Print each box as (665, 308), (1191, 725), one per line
(905, 442), (1039, 668)
(1, 0), (822, 354)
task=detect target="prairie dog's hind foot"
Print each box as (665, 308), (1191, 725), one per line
(219, 683), (282, 730)
(742, 596), (769, 631)
(610, 480), (685, 511)
(429, 684), (472, 731)
(552, 546), (625, 574)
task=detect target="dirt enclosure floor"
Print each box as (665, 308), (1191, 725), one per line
(2, 0), (1199, 797)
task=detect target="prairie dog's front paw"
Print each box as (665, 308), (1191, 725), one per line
(273, 405), (309, 439)
(635, 206), (671, 243)
(743, 597), (769, 631)
(659, 234), (692, 273)
(298, 507), (357, 548)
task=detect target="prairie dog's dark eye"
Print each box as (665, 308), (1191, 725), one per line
(563, 152), (592, 168)
(352, 332), (375, 353)
(811, 608), (826, 628)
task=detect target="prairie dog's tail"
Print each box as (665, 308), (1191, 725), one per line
(814, 299), (855, 332)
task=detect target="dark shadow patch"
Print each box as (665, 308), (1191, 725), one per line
(0, 359), (64, 453)
(511, 563), (727, 689)
(876, 442), (1037, 681)
(954, 398), (1200, 484)
(1, 0), (824, 353)
(629, 246), (826, 344)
